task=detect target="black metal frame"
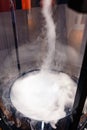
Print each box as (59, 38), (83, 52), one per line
(69, 42), (87, 130)
(10, 0), (21, 73)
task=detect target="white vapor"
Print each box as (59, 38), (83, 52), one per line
(10, 71), (77, 128)
(41, 0), (56, 70)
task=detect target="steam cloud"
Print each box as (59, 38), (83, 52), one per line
(10, 0), (77, 128)
(10, 71), (77, 128)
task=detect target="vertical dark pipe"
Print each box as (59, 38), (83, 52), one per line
(69, 40), (87, 130)
(10, 0), (21, 72)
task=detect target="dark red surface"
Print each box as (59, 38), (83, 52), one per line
(0, 0), (16, 12)
(0, 0), (10, 12)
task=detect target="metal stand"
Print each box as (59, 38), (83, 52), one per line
(10, 0), (21, 73)
(69, 40), (87, 130)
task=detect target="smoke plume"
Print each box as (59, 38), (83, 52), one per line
(41, 0), (56, 70)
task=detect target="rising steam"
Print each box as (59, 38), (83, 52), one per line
(41, 0), (56, 70)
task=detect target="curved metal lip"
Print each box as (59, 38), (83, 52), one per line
(9, 69), (77, 127)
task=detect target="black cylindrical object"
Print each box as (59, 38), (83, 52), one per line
(10, 0), (21, 73)
(68, 0), (87, 13)
(69, 41), (87, 130)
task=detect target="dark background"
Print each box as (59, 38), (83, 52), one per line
(0, 0), (68, 12)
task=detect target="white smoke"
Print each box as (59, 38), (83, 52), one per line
(10, 71), (77, 128)
(9, 0), (87, 129)
(41, 0), (56, 70)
